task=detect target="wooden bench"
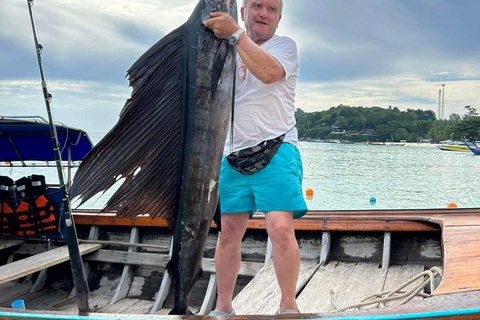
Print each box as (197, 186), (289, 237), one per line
(0, 243), (102, 285)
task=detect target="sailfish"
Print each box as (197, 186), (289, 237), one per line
(70, 0), (237, 315)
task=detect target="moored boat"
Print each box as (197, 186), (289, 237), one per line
(0, 209), (479, 319)
(465, 141), (480, 155)
(436, 145), (470, 152)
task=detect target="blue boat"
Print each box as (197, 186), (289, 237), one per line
(465, 141), (480, 155)
(0, 116), (92, 165)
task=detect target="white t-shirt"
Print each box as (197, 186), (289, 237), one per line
(223, 34), (299, 155)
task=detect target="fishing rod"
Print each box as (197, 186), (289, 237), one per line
(26, 0), (90, 313)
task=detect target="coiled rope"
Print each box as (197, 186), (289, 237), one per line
(330, 266), (443, 312)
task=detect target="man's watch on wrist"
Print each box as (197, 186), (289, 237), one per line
(228, 28), (245, 46)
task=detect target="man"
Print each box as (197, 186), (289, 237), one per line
(204, 0), (307, 315)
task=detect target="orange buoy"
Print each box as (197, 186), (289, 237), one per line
(305, 188), (314, 196)
(447, 202), (457, 208)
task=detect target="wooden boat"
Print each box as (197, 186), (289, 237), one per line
(1, 117), (480, 319)
(0, 209), (479, 319)
(465, 141), (480, 155)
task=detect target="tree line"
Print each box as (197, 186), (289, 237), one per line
(295, 105), (480, 142)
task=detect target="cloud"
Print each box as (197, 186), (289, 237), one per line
(1, 0), (479, 134)
(0, 79), (131, 135)
(296, 76), (480, 118)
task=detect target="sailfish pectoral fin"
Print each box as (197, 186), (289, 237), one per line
(209, 40), (229, 99)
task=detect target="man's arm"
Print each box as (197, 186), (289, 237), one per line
(204, 12), (285, 84)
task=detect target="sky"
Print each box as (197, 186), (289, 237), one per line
(1, 0), (479, 142)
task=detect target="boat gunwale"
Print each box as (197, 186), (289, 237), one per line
(0, 291), (479, 320)
(70, 208), (480, 231)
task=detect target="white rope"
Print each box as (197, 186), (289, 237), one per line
(330, 267), (443, 312)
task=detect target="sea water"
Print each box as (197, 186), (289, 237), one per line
(299, 141), (479, 210)
(1, 141), (478, 211)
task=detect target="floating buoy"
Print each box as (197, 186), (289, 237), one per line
(369, 196), (376, 203)
(305, 188), (314, 196)
(447, 202), (457, 208)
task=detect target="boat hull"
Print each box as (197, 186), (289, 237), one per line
(436, 145), (470, 152)
(0, 208), (479, 318)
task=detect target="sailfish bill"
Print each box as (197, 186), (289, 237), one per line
(70, 0), (237, 314)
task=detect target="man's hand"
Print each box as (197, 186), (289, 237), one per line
(204, 12), (240, 39)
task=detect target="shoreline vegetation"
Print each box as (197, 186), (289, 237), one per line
(295, 105), (479, 143)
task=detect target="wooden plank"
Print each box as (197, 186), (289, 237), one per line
(73, 207), (480, 230)
(232, 259), (318, 315)
(264, 237), (273, 263)
(110, 227), (139, 305)
(88, 293), (112, 313)
(22, 288), (70, 311)
(382, 264), (425, 307)
(52, 292), (111, 313)
(29, 269), (47, 293)
(84, 250), (263, 277)
(199, 274), (217, 315)
(150, 238), (173, 314)
(0, 282), (32, 307)
(0, 243), (102, 285)
(98, 298), (139, 313)
(330, 263), (388, 311)
(434, 226), (480, 295)
(382, 232), (391, 268)
(297, 261), (356, 313)
(73, 212), (441, 232)
(120, 299), (154, 314)
(319, 231), (331, 265)
(0, 239), (24, 250)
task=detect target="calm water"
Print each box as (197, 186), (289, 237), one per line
(1, 141), (479, 211)
(299, 141), (479, 210)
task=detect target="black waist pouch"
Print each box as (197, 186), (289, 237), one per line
(226, 134), (285, 175)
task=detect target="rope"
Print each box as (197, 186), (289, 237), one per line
(330, 267), (443, 312)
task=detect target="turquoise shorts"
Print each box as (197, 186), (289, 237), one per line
(219, 142), (308, 219)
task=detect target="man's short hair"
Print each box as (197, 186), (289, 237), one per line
(243, 0), (283, 15)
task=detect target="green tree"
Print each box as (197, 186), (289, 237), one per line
(407, 133), (420, 143)
(394, 128), (409, 141)
(427, 123), (448, 142)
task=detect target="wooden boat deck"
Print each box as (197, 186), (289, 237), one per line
(0, 208), (478, 318)
(73, 208), (480, 295)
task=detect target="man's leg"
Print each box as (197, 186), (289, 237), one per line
(265, 211), (300, 313)
(212, 211), (250, 314)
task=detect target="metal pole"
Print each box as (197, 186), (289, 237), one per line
(441, 84), (445, 120)
(438, 89), (441, 120)
(26, 0), (90, 313)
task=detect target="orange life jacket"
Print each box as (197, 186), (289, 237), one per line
(0, 175), (60, 237)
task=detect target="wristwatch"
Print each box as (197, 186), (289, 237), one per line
(228, 28), (245, 46)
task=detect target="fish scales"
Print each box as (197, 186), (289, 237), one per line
(169, 0), (237, 314)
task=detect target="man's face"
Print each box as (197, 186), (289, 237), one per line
(241, 0), (282, 45)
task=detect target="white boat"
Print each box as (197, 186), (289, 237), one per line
(436, 144), (470, 152)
